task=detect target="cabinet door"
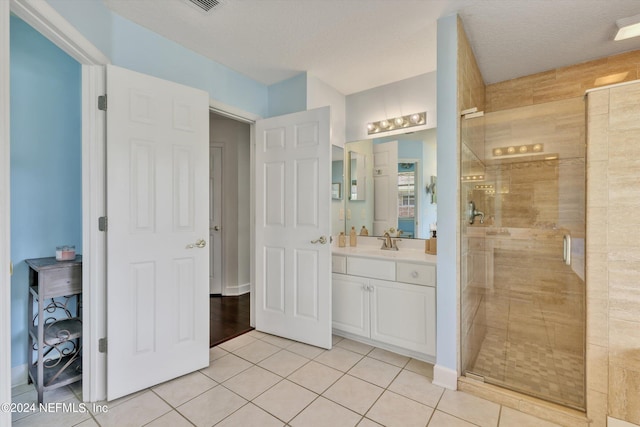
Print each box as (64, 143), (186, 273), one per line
(370, 279), (436, 357)
(332, 273), (370, 337)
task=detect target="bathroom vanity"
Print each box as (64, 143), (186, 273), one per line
(331, 243), (436, 362)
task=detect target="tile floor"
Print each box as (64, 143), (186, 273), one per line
(12, 332), (566, 427)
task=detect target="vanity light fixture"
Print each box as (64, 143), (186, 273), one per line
(492, 143), (543, 157)
(367, 112), (426, 135)
(615, 13), (640, 41)
(461, 175), (485, 182)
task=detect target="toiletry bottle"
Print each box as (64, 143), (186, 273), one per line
(338, 232), (346, 247)
(349, 226), (357, 246)
(360, 226), (369, 236)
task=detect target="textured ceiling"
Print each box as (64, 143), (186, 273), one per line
(103, 0), (640, 94)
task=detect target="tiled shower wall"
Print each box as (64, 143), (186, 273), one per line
(586, 82), (640, 426)
(458, 15), (640, 427)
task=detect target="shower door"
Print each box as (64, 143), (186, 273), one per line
(460, 98), (586, 410)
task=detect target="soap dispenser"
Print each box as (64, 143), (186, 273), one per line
(338, 232), (346, 247)
(360, 226), (369, 236)
(349, 226), (357, 247)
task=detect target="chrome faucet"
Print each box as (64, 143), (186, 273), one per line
(378, 232), (401, 251)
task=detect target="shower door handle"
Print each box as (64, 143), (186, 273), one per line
(563, 234), (571, 265)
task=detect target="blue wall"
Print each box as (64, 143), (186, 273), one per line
(48, 0), (270, 118)
(267, 73), (307, 118)
(10, 16), (82, 369)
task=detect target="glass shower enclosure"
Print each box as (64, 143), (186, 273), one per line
(460, 97), (586, 409)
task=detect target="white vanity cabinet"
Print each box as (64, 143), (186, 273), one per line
(332, 254), (436, 360)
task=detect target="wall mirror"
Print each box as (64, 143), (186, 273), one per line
(343, 128), (437, 239)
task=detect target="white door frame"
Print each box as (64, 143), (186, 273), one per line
(2, 0), (260, 403)
(1, 2), (12, 424)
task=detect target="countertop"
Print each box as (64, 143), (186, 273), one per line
(332, 246), (437, 264)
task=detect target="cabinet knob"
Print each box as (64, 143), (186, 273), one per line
(411, 271), (419, 278)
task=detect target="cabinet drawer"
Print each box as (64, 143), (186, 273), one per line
(40, 266), (82, 299)
(332, 255), (347, 274)
(396, 262), (435, 286)
(347, 257), (395, 281)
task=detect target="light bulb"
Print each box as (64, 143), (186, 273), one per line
(380, 120), (390, 129)
(409, 113), (421, 124)
(507, 146), (516, 154)
(394, 117), (405, 127)
(367, 123), (376, 132)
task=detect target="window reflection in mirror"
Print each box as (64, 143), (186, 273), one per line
(344, 128), (437, 239)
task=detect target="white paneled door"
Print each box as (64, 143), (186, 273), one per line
(255, 107), (332, 349)
(373, 141), (398, 236)
(106, 65), (210, 400)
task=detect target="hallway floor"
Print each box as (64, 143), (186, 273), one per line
(210, 294), (252, 347)
(12, 332), (565, 427)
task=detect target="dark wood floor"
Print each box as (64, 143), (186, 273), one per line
(210, 293), (252, 347)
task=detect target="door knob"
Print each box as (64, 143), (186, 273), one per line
(186, 239), (207, 249)
(310, 236), (327, 244)
(213, 225), (220, 231)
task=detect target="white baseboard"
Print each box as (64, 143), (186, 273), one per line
(224, 282), (250, 296)
(608, 417), (640, 427)
(12, 364), (28, 387)
(432, 364), (458, 390)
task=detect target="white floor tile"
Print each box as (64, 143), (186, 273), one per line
(233, 339), (281, 364)
(199, 353), (252, 383)
(287, 341), (326, 359)
(315, 346), (364, 372)
(428, 410), (478, 426)
(348, 356), (402, 388)
(253, 379), (317, 422)
(215, 403), (285, 427)
(366, 390), (434, 427)
(290, 396), (362, 427)
(437, 389), (501, 427)
(323, 375), (384, 415)
(145, 410), (193, 427)
(288, 360), (344, 394)
(94, 391), (172, 427)
(176, 385), (246, 427)
(367, 348), (410, 368)
(335, 338), (374, 355)
(387, 369), (444, 407)
(217, 333), (257, 352)
(222, 365), (281, 400)
(258, 349), (309, 377)
(151, 371), (216, 407)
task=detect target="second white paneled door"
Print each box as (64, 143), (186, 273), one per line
(255, 107), (332, 349)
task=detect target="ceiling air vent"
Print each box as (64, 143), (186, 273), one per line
(186, 0), (220, 12)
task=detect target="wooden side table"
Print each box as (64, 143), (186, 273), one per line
(25, 256), (82, 404)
